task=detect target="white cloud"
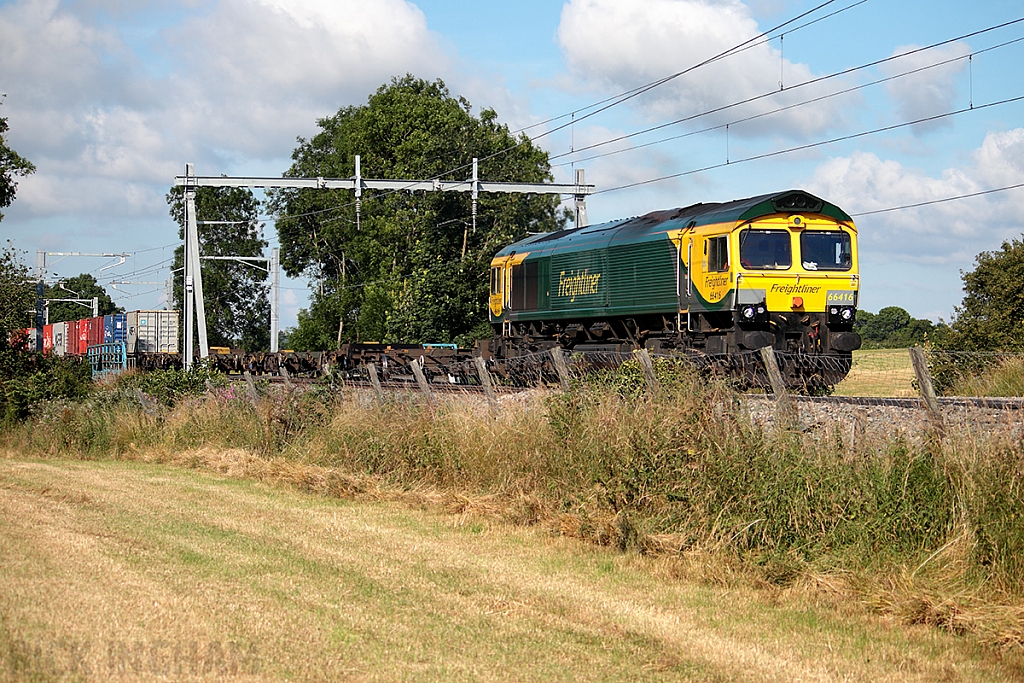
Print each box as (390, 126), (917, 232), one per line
(1, 0), (449, 223)
(805, 128), (1024, 267)
(164, 0), (448, 156)
(880, 42), (970, 133)
(556, 0), (854, 139)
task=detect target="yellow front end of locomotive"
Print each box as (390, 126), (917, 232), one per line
(733, 214), (859, 314)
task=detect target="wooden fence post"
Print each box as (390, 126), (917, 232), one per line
(636, 348), (658, 390)
(909, 346), (944, 432)
(242, 371), (259, 402)
(367, 363), (384, 402)
(410, 356), (433, 400)
(759, 347), (798, 428)
(550, 348), (572, 391)
(474, 356), (497, 409)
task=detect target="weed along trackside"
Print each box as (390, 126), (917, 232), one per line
(2, 361), (1024, 680)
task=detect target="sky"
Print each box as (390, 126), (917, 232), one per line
(1, 0), (1023, 330)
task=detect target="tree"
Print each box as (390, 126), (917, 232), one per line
(44, 273), (121, 323)
(0, 243), (92, 423)
(0, 99), (35, 223)
(269, 75), (567, 349)
(940, 236), (1024, 351)
(0, 241), (32, 345)
(853, 306), (940, 348)
(167, 187), (270, 351)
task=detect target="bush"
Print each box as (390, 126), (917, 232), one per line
(0, 346), (93, 423)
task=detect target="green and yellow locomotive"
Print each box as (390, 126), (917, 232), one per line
(487, 189), (862, 387)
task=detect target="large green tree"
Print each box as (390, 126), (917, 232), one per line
(45, 273), (121, 323)
(941, 236), (1024, 351)
(269, 75), (567, 349)
(0, 241), (33, 345)
(0, 100), (35, 223)
(167, 187), (270, 351)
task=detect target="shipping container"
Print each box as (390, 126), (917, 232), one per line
(52, 322), (67, 357)
(87, 316), (104, 348)
(103, 313), (127, 344)
(128, 310), (179, 354)
(42, 324), (53, 355)
(77, 319), (90, 355)
(65, 320), (78, 356)
(13, 328), (33, 350)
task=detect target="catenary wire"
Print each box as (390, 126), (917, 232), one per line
(850, 182), (1024, 216)
(552, 24), (1024, 165)
(592, 94), (1024, 195)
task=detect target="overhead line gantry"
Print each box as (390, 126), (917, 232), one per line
(174, 159), (594, 369)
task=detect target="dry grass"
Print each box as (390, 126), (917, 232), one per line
(3, 362), (1024, 672)
(2, 458), (1020, 682)
(833, 348), (917, 397)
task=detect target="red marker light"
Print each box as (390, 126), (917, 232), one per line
(792, 297), (804, 308)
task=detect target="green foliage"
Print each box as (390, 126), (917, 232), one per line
(44, 273), (121, 322)
(270, 75), (566, 349)
(854, 306), (942, 348)
(0, 244), (93, 423)
(113, 363), (228, 406)
(927, 236), (1024, 392)
(0, 100), (35, 222)
(0, 241), (33, 342)
(939, 236), (1024, 352)
(0, 350), (92, 423)
(167, 186), (270, 351)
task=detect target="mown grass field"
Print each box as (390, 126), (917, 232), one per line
(833, 348), (917, 397)
(1, 458), (1018, 682)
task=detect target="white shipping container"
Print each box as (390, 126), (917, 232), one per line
(52, 322), (67, 357)
(127, 310), (180, 354)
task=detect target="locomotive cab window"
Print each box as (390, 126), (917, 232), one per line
(800, 230), (852, 271)
(707, 235), (729, 272)
(490, 267), (502, 295)
(739, 229), (791, 270)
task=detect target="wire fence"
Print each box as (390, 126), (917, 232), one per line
(342, 346), (1024, 402)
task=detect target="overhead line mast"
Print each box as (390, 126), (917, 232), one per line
(174, 159), (594, 369)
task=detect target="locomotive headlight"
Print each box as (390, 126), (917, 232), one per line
(827, 305), (856, 326)
(738, 303), (768, 324)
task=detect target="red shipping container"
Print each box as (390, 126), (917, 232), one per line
(43, 324), (53, 355)
(77, 319), (90, 355)
(65, 320), (79, 356)
(87, 316), (104, 348)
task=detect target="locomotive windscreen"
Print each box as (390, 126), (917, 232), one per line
(739, 229), (792, 270)
(800, 231), (852, 271)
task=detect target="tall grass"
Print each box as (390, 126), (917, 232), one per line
(3, 361), (1023, 645)
(950, 355), (1024, 397)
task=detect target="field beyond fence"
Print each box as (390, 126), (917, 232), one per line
(833, 348), (917, 397)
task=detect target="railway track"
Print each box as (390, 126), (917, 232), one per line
(228, 374), (1024, 410)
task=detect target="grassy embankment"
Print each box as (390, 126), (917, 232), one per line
(1, 458), (1017, 682)
(2, 359), (1023, 664)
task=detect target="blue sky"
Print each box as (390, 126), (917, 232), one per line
(1, 0), (1023, 330)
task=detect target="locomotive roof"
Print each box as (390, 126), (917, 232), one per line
(496, 189), (853, 256)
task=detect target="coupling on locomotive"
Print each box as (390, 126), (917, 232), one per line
(485, 189), (862, 387)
